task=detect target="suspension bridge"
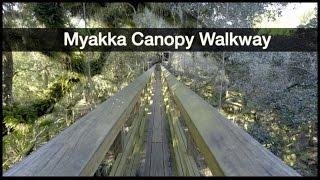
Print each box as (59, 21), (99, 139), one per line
(4, 64), (300, 176)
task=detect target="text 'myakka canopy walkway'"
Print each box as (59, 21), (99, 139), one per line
(4, 64), (300, 176)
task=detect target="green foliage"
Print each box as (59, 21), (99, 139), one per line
(3, 115), (31, 134)
(100, 3), (136, 27)
(3, 74), (80, 128)
(63, 52), (109, 76)
(257, 28), (296, 36)
(3, 104), (37, 124)
(69, 52), (86, 74)
(29, 3), (67, 27)
(62, 3), (137, 27)
(32, 75), (80, 115)
(37, 117), (54, 128)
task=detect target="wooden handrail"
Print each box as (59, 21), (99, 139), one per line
(161, 66), (300, 176)
(4, 66), (155, 176)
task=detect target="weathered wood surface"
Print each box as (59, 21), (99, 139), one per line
(161, 66), (300, 176)
(109, 101), (146, 176)
(144, 67), (172, 176)
(4, 66), (155, 176)
(166, 106), (200, 176)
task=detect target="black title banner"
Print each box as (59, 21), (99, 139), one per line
(2, 28), (317, 52)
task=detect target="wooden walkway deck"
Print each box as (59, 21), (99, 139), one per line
(3, 65), (300, 177)
(142, 68), (172, 176)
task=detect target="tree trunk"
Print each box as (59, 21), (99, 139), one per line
(2, 51), (14, 105)
(219, 52), (225, 111)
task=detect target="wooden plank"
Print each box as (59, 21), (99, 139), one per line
(4, 66), (155, 176)
(114, 137), (138, 176)
(172, 117), (190, 175)
(130, 105), (148, 176)
(161, 117), (171, 176)
(136, 103), (151, 176)
(189, 155), (201, 176)
(161, 66), (300, 176)
(176, 121), (199, 176)
(151, 73), (164, 143)
(163, 72), (199, 177)
(127, 153), (138, 176)
(109, 153), (123, 176)
(109, 133), (133, 175)
(112, 106), (145, 176)
(126, 144), (140, 175)
(159, 80), (171, 176)
(128, 140), (143, 176)
(124, 139), (139, 176)
(144, 68), (171, 176)
(172, 112), (198, 176)
(143, 113), (154, 176)
(172, 139), (184, 175)
(125, 106), (147, 176)
(167, 108), (185, 176)
(150, 143), (164, 175)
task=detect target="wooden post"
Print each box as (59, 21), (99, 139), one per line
(219, 52), (225, 111)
